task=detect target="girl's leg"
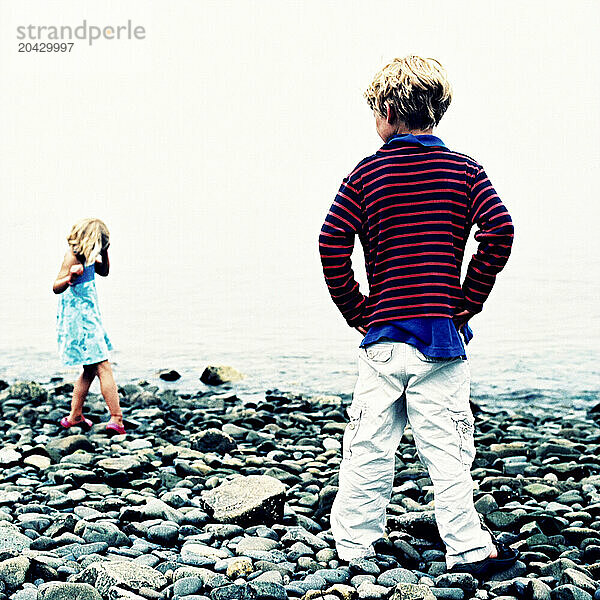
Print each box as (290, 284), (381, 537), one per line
(69, 364), (97, 421)
(96, 360), (123, 426)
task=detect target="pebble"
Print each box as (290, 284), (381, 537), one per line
(0, 380), (596, 600)
(378, 568), (418, 586)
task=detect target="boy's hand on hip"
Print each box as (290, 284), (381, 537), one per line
(453, 310), (474, 331)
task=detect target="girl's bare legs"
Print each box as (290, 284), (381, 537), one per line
(96, 360), (123, 426)
(68, 364), (97, 422)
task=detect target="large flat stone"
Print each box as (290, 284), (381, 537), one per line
(0, 522), (32, 553)
(45, 435), (94, 462)
(201, 475), (286, 526)
(69, 559), (167, 596)
(38, 582), (103, 600)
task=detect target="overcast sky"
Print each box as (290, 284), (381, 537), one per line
(1, 0), (598, 353)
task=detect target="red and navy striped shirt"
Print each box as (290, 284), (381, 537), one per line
(319, 134), (514, 329)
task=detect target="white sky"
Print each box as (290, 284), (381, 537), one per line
(1, 0), (599, 354)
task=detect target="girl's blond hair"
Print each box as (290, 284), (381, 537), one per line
(67, 218), (110, 266)
(364, 55), (453, 130)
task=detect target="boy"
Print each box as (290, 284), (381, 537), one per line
(319, 56), (517, 578)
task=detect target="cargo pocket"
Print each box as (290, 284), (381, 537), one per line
(343, 404), (363, 459)
(448, 409), (475, 469)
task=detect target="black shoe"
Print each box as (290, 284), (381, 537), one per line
(449, 540), (519, 579)
(450, 514), (519, 580)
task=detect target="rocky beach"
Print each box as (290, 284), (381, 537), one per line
(0, 375), (599, 600)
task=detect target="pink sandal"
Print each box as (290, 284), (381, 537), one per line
(105, 422), (126, 435)
(60, 415), (93, 429)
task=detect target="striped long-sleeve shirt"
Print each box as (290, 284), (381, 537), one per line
(319, 134), (514, 329)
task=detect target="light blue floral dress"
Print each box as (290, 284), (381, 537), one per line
(56, 264), (113, 366)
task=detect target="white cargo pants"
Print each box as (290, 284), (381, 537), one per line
(330, 341), (494, 569)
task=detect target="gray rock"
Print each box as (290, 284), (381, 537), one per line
(226, 557), (253, 578)
(45, 435), (94, 462)
(23, 454), (51, 470)
(158, 369), (181, 381)
(105, 587), (148, 599)
(526, 579), (552, 600)
(357, 581), (390, 599)
(248, 581), (288, 600)
(0, 556), (29, 590)
(281, 527), (328, 551)
(0, 446), (21, 466)
(316, 548), (337, 563)
(474, 494), (498, 515)
(392, 539), (421, 567)
(523, 484), (559, 500)
(352, 575), (376, 587)
(295, 573), (328, 591)
(69, 559), (168, 595)
(38, 582), (103, 600)
(430, 589), (465, 600)
(191, 429), (237, 454)
(254, 571), (284, 585)
(550, 585), (593, 600)
(4, 381), (47, 402)
(390, 511), (440, 540)
(222, 424), (249, 439)
(559, 569), (597, 594)
(147, 523), (179, 546)
(97, 456), (142, 472)
(563, 528), (600, 545)
(390, 583), (436, 600)
(173, 576), (204, 597)
(489, 442), (528, 458)
(181, 542), (232, 563)
(204, 524), (245, 539)
(120, 497), (184, 525)
(540, 559), (581, 580)
(201, 475), (286, 527)
(434, 573), (478, 593)
(210, 584), (248, 600)
(315, 568), (350, 584)
(172, 566), (209, 583)
(349, 558), (380, 576)
(286, 541), (313, 561)
(0, 522), (32, 552)
(76, 521), (130, 547)
(236, 536), (280, 554)
(200, 366), (244, 386)
(377, 569), (418, 586)
(485, 511), (523, 530)
(11, 586), (38, 600)
(487, 561), (527, 581)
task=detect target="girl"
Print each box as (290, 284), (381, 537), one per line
(53, 218), (125, 435)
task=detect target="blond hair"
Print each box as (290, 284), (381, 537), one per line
(67, 218), (109, 266)
(364, 55), (452, 130)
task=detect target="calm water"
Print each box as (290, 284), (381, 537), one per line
(2, 256), (599, 416)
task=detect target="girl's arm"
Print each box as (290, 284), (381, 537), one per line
(95, 247), (110, 276)
(53, 250), (83, 294)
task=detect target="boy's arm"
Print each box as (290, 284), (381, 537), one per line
(461, 168), (514, 314)
(319, 176), (368, 328)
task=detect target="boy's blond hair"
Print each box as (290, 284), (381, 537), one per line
(67, 218), (109, 266)
(365, 55), (452, 130)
